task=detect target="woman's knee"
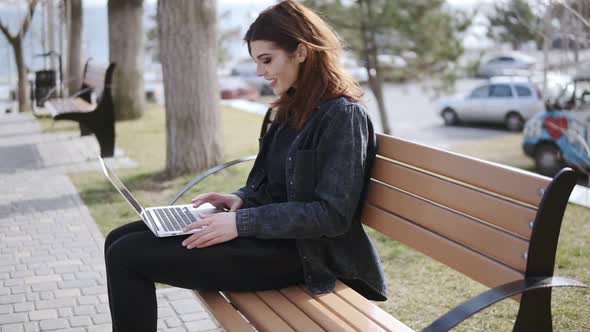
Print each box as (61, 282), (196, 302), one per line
(104, 220), (145, 255)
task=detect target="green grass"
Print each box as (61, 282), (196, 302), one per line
(43, 105), (590, 331)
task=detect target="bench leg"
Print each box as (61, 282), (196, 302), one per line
(93, 122), (115, 158)
(80, 123), (92, 136)
(513, 288), (552, 332)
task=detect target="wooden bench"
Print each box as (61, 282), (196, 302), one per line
(44, 60), (116, 157)
(167, 133), (588, 331)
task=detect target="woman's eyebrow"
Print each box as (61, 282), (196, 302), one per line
(256, 53), (271, 59)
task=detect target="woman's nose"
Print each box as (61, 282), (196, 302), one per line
(256, 64), (265, 77)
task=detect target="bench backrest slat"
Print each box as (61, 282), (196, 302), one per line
(82, 62), (110, 100)
(372, 158), (537, 239)
(376, 134), (550, 207)
(364, 134), (555, 291)
(366, 181), (530, 272)
(362, 204), (525, 290)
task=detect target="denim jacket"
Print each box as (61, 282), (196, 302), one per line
(233, 96), (387, 301)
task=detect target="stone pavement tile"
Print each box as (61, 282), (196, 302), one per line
(28, 309), (58, 321)
(0, 323), (24, 332)
(22, 322), (39, 332)
(69, 315), (93, 327)
(0, 312), (27, 325)
(170, 299), (205, 315)
(184, 319), (219, 332)
(179, 312), (211, 323)
(86, 324), (111, 332)
(38, 318), (69, 330)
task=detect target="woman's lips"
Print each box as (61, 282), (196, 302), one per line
(270, 79), (277, 88)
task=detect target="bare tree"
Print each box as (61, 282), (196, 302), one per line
(66, 0), (82, 95)
(108, 0), (144, 120)
(158, 0), (222, 177)
(0, 0), (39, 112)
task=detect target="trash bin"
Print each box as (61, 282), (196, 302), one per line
(35, 70), (56, 107)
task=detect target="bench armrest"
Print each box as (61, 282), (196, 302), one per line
(70, 87), (93, 98)
(38, 77), (83, 103)
(423, 276), (588, 332)
(167, 155), (257, 205)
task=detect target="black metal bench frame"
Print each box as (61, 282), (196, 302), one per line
(44, 60), (116, 157)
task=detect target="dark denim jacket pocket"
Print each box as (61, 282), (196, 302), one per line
(294, 150), (316, 200)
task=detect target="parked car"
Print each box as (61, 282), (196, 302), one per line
(219, 77), (260, 101)
(523, 76), (590, 176)
(478, 53), (536, 78)
(340, 55), (368, 83)
(435, 76), (545, 131)
(230, 62), (273, 96)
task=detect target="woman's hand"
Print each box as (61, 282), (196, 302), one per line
(191, 192), (243, 212)
(182, 212), (238, 249)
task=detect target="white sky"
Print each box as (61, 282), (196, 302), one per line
(79, 0), (491, 8)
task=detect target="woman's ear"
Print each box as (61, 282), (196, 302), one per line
(295, 43), (308, 63)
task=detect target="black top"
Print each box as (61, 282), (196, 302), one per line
(262, 120), (300, 203)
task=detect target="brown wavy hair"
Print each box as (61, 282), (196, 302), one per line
(244, 0), (363, 129)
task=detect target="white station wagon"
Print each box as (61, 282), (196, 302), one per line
(436, 77), (545, 131)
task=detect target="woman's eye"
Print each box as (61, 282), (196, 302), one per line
(263, 59), (271, 64)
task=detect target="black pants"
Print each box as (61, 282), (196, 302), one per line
(104, 220), (303, 332)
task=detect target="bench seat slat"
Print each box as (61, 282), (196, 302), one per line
(333, 281), (414, 332)
(280, 287), (356, 332)
(255, 290), (325, 332)
(309, 287), (389, 332)
(226, 291), (295, 332)
(194, 291), (253, 332)
(366, 181), (529, 272)
(372, 158), (536, 239)
(376, 134), (550, 207)
(45, 97), (94, 115)
(361, 204), (524, 293)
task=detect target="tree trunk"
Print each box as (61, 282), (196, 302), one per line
(359, 0), (391, 134)
(67, 0), (83, 95)
(158, 0), (222, 177)
(108, 0), (144, 120)
(0, 0), (38, 113)
(13, 39), (31, 113)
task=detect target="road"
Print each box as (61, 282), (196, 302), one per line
(362, 78), (513, 149)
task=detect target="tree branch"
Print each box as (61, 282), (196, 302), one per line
(557, 0), (590, 30)
(20, 0), (39, 37)
(0, 20), (14, 43)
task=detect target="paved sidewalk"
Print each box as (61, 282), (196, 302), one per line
(0, 112), (220, 332)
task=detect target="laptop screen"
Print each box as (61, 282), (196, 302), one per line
(98, 157), (144, 216)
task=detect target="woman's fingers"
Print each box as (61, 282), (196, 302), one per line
(184, 230), (218, 249)
(182, 225), (212, 248)
(182, 218), (210, 233)
(195, 235), (224, 248)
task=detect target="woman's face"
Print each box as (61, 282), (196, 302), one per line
(250, 40), (306, 96)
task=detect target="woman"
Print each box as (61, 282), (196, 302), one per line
(104, 1), (386, 330)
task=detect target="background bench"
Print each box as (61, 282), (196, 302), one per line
(44, 60), (116, 157)
(167, 133), (587, 331)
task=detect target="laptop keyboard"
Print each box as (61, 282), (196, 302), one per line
(153, 206), (197, 232)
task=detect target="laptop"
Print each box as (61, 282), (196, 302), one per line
(98, 157), (223, 237)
